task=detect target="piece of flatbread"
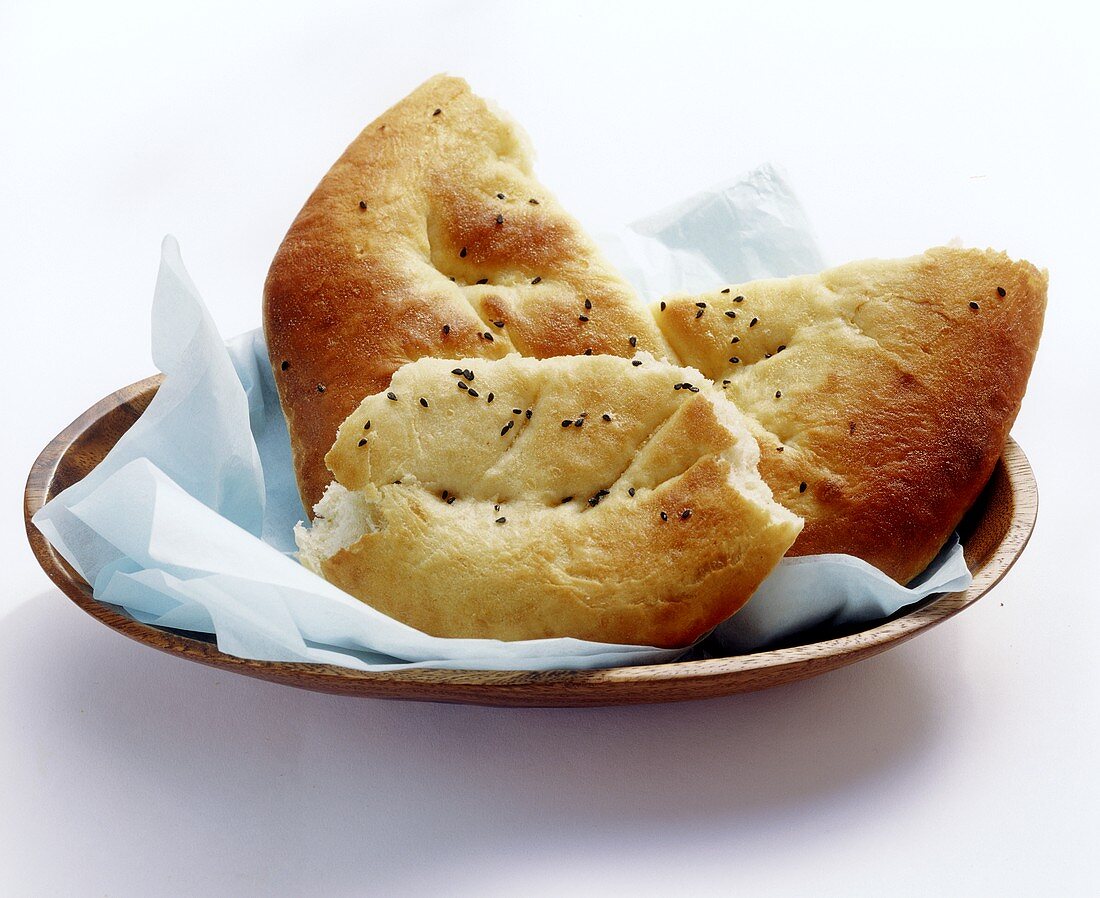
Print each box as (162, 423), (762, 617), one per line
(265, 74), (668, 509)
(297, 354), (802, 647)
(657, 247), (1046, 582)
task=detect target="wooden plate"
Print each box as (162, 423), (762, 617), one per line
(24, 376), (1038, 707)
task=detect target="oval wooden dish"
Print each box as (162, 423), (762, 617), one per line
(25, 376), (1038, 707)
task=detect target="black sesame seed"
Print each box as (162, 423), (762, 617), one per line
(631, 359), (642, 366)
(776, 446), (784, 452)
(799, 481), (807, 493)
(449, 277), (456, 282)
(442, 490), (449, 500)
(452, 368), (464, 375)
(493, 320), (505, 328)
(579, 412), (588, 418)
(775, 390), (782, 399)
(487, 392), (495, 403)
(496, 192), (505, 199)
(562, 419), (572, 427)
(680, 509), (692, 520)
(764, 352), (772, 359)
(358, 200), (367, 210)
(500, 421), (513, 436)
(696, 302), (707, 308)
(432, 108), (441, 116)
(281, 360), (290, 370)
(447, 496), (456, 504)
(628, 488), (635, 497)
(997, 286), (1007, 297)
(463, 369), (475, 381)
(531, 276), (541, 284)
(585, 298), (592, 310)
(561, 496), (573, 503)
(529, 198), (539, 204)
(525, 409), (532, 419)
(721, 288), (731, 294)
(970, 301), (980, 310)
(695, 309), (705, 318)
(484, 332), (494, 342)
(777, 344), (786, 352)
(674, 383), (683, 391)
(420, 397), (429, 408)
(584, 348), (593, 355)
(316, 384), (326, 393)
(578, 315), (589, 322)
(468, 389), (479, 398)
(725, 310), (736, 318)
(357, 438), (367, 447)
(387, 391), (397, 401)
(476, 278), (488, 285)
(363, 420), (371, 430)
(660, 301), (666, 311)
(660, 511), (668, 521)
(729, 357), (740, 364)
(460, 247), (467, 258)
(629, 336), (637, 347)
(731, 336), (740, 344)
(602, 413), (611, 421)
(495, 517), (506, 524)
(574, 418), (584, 427)
(495, 213), (504, 225)
(442, 324), (450, 335)
(735, 295), (744, 302)
(750, 317), (759, 327)
(457, 381), (468, 391)
(512, 408), (522, 415)
(495, 504), (500, 512)
(588, 496), (599, 507)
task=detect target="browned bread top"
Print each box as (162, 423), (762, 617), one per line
(264, 75), (669, 509)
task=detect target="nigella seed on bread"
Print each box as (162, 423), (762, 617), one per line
(295, 354), (802, 647)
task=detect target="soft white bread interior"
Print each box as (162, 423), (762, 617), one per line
(296, 353), (802, 647)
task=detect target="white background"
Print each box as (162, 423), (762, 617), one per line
(3, 1), (1097, 895)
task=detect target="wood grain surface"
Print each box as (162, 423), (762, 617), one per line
(23, 376), (1038, 707)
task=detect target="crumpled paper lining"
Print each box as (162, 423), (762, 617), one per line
(33, 163), (971, 671)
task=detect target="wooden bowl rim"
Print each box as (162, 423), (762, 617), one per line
(24, 375), (1038, 701)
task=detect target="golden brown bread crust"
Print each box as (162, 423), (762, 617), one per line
(297, 354), (802, 647)
(264, 74), (669, 509)
(656, 247), (1047, 582)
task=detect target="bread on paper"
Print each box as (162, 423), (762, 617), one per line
(269, 74), (1046, 604)
(296, 354), (802, 647)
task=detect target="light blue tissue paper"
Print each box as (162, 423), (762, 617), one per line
(601, 163), (827, 300)
(712, 535), (973, 654)
(33, 168), (972, 670)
